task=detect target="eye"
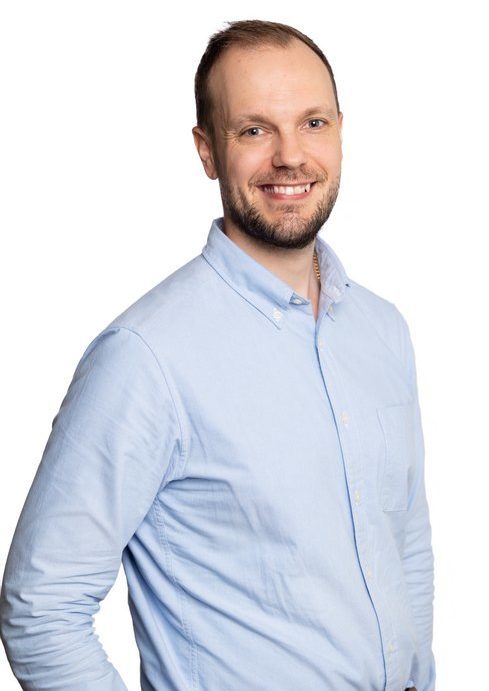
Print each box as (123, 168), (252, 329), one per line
(242, 126), (264, 137)
(306, 118), (327, 129)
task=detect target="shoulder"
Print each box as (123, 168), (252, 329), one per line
(97, 252), (213, 340)
(345, 276), (412, 372)
(71, 252), (210, 378)
(346, 276), (398, 317)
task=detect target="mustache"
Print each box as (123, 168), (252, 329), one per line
(255, 174), (326, 185)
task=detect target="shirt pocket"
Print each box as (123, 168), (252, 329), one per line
(376, 400), (416, 511)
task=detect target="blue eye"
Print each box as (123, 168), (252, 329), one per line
(243, 127), (263, 137)
(241, 120), (327, 137)
(307, 119), (326, 129)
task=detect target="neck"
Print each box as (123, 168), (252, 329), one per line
(222, 219), (319, 302)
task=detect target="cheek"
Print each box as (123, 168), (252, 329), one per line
(307, 138), (342, 169)
(325, 143), (343, 170)
(312, 155), (342, 183)
(226, 146), (268, 184)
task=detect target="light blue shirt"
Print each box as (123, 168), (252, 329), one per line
(0, 217), (435, 690)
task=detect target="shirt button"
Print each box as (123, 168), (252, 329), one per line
(340, 411), (350, 426)
(366, 565), (373, 578)
(272, 308), (282, 321)
(354, 489), (361, 505)
(387, 641), (395, 653)
(318, 337), (325, 351)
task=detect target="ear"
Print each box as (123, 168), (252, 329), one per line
(192, 126), (219, 180)
(338, 111), (343, 144)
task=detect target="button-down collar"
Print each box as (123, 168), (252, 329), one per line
(201, 217), (350, 328)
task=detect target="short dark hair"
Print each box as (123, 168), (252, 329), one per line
(194, 19), (341, 146)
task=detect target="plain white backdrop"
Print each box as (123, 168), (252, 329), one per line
(1, 1), (487, 688)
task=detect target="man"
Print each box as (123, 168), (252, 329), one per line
(0, 19), (434, 691)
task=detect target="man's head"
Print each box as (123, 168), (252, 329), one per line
(192, 20), (343, 250)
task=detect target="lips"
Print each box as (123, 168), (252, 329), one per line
(258, 181), (316, 199)
(259, 181), (316, 190)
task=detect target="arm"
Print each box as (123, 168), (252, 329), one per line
(0, 326), (181, 690)
(395, 307), (436, 691)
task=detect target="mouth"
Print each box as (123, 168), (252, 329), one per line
(258, 181), (317, 200)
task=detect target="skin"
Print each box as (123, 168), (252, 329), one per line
(192, 38), (343, 321)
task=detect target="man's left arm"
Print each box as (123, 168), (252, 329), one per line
(395, 306), (436, 691)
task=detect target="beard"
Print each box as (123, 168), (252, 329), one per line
(217, 172), (341, 250)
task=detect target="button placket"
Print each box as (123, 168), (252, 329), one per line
(313, 342), (400, 687)
(311, 296), (402, 690)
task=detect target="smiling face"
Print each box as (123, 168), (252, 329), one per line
(193, 38), (343, 250)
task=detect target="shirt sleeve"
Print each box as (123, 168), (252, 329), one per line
(0, 326), (182, 690)
(395, 307), (436, 691)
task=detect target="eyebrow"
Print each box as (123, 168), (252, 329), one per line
(230, 105), (338, 128)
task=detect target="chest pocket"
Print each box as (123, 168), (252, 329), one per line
(376, 400), (416, 511)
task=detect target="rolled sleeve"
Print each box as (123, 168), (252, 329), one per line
(0, 326), (181, 690)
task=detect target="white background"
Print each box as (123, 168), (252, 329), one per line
(1, 1), (487, 689)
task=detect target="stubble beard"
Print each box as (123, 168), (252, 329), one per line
(218, 173), (341, 250)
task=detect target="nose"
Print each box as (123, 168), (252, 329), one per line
(271, 130), (307, 169)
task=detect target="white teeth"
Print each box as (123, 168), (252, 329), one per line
(262, 183), (312, 195)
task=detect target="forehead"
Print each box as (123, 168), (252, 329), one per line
(208, 39), (337, 126)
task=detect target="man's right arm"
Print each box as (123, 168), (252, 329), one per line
(0, 326), (181, 690)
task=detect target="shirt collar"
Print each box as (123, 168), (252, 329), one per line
(201, 217), (350, 329)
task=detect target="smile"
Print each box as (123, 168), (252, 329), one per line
(258, 182), (316, 199)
